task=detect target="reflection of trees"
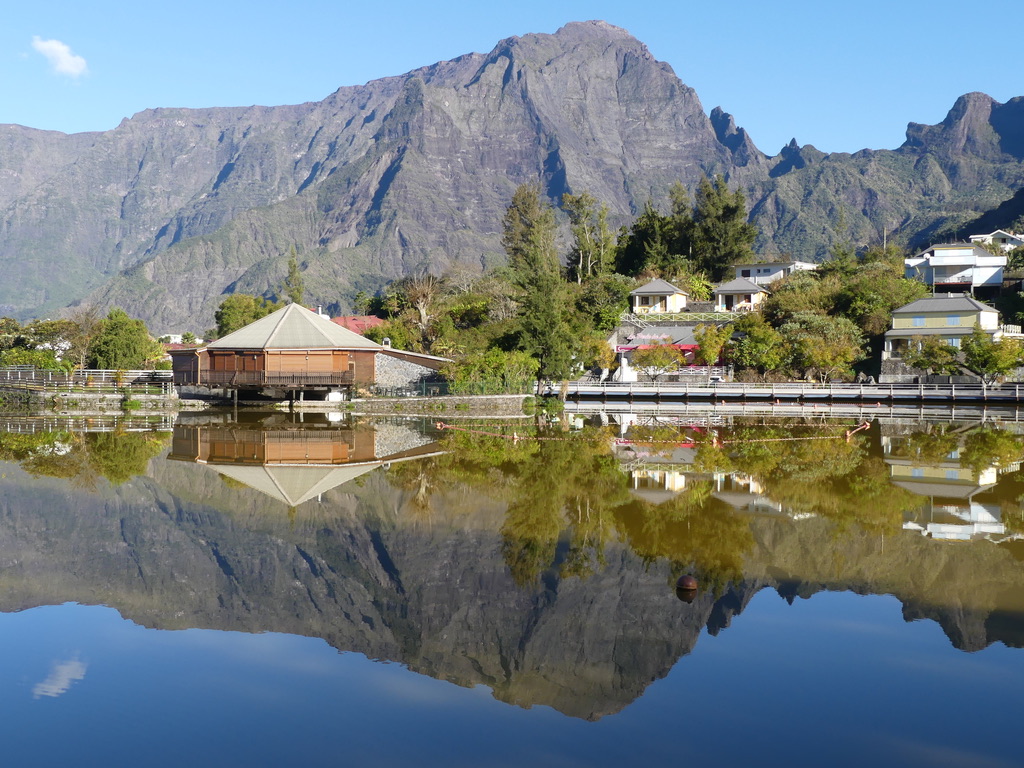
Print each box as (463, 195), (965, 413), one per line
(0, 429), (170, 487)
(961, 428), (1024, 476)
(614, 482), (754, 592)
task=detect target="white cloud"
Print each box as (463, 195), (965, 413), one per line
(32, 658), (87, 699)
(31, 36), (88, 78)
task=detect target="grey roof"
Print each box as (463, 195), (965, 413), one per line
(630, 279), (685, 296)
(207, 303), (382, 350)
(891, 295), (996, 315)
(630, 326), (699, 345)
(884, 327), (993, 338)
(214, 462), (383, 506)
(714, 277), (767, 295)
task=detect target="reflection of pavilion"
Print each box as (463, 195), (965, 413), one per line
(170, 421), (442, 507)
(882, 436), (1009, 541)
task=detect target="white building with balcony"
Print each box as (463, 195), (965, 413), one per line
(733, 260), (817, 286)
(904, 243), (1005, 294)
(969, 230), (1024, 252)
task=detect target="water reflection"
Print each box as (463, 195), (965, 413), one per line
(168, 413), (443, 507)
(0, 411), (1024, 725)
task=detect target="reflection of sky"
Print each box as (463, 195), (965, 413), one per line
(32, 657), (86, 699)
(0, 597), (1022, 767)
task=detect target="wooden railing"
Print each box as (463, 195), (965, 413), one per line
(0, 367), (173, 394)
(188, 371), (355, 387)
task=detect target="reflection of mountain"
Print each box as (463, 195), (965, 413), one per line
(0, 419), (1024, 720)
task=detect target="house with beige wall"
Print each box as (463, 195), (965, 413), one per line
(629, 279), (688, 314)
(882, 295), (1003, 361)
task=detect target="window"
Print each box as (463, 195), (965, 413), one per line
(912, 468), (924, 478)
(947, 315), (960, 326)
(913, 316), (925, 327)
(945, 469), (959, 481)
(741, 269), (751, 277)
(640, 296), (650, 306)
(948, 337), (961, 349)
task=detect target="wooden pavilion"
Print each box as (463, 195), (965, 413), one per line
(170, 303), (383, 399)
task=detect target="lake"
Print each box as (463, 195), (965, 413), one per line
(0, 409), (1022, 767)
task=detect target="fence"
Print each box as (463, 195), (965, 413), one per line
(0, 367), (174, 395)
(188, 371), (355, 388)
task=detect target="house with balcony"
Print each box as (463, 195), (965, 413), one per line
(882, 295), (1002, 364)
(169, 303), (446, 400)
(904, 243), (1006, 296)
(629, 279), (688, 314)
(969, 230), (1024, 252)
(732, 260), (817, 286)
(713, 277), (768, 312)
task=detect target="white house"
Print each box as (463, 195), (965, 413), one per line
(732, 260), (817, 286)
(713, 277), (768, 312)
(968, 230), (1024, 252)
(904, 243), (1005, 292)
(629, 279), (688, 314)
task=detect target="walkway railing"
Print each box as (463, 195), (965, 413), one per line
(0, 367), (173, 395)
(563, 380), (1024, 403)
(189, 371), (355, 387)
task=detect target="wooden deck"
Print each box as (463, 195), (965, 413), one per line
(564, 381), (1024, 405)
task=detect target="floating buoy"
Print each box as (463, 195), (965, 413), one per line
(676, 574), (698, 591)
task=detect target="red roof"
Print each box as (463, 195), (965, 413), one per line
(331, 315), (386, 334)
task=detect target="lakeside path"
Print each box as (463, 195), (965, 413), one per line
(564, 381), (1024, 406)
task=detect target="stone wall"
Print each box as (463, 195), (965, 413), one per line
(374, 353), (440, 389)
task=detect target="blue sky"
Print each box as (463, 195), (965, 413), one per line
(2, 1), (1020, 155)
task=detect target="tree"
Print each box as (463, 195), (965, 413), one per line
(693, 323), (732, 366)
(630, 339), (684, 381)
(214, 294), (282, 337)
(778, 312), (866, 382)
(563, 191), (617, 283)
(61, 305), (105, 369)
(613, 183), (693, 278)
(690, 174), (758, 281)
(961, 323), (1022, 384)
(87, 309), (162, 370)
(181, 332), (197, 345)
(900, 335), (961, 376)
(728, 313), (786, 375)
(502, 184), (576, 386)
(283, 246), (305, 305)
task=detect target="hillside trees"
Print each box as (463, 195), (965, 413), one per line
(690, 175), (758, 281)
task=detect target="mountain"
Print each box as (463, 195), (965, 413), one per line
(1, 21), (1023, 332)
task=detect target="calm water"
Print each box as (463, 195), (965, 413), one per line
(0, 410), (1023, 767)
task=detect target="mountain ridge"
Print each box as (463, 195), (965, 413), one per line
(1, 20), (1022, 331)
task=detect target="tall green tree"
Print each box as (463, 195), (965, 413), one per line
(283, 246), (305, 305)
(213, 294), (282, 338)
(690, 174), (758, 281)
(563, 191), (617, 283)
(502, 184), (576, 386)
(87, 309), (162, 370)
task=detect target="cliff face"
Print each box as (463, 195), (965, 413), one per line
(1, 22), (1023, 331)
(2, 450), (1023, 720)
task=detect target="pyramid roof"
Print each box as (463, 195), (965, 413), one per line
(630, 279), (686, 296)
(714, 277), (767, 294)
(207, 303), (382, 350)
